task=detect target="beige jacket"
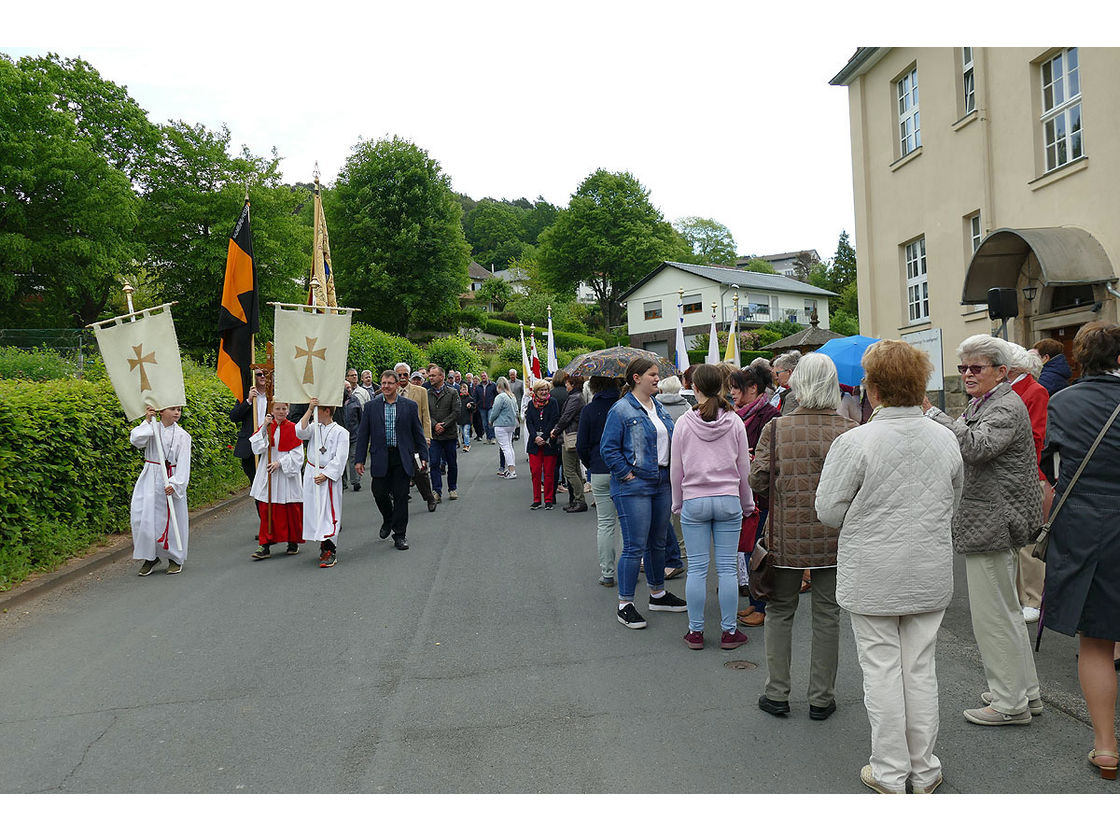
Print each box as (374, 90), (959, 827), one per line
(405, 382), (432, 441)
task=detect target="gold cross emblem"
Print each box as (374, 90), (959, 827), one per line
(295, 336), (326, 385)
(128, 344), (157, 392)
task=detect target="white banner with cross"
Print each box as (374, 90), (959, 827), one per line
(272, 303), (355, 408)
(91, 305), (186, 420)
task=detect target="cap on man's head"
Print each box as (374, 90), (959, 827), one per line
(410, 372), (423, 382)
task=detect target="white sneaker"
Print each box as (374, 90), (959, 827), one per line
(1022, 606), (1040, 623)
(506, 471), (517, 479)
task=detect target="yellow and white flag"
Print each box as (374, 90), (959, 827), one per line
(91, 305), (186, 420)
(273, 305), (352, 407)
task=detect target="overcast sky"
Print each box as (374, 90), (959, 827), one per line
(8, 2), (1111, 267)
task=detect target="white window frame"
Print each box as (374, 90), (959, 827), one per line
(1040, 48), (1084, 173)
(897, 68), (921, 156)
(905, 237), (928, 324)
(968, 213), (986, 312)
(962, 48), (976, 114)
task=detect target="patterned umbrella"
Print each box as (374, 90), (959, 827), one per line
(562, 346), (678, 379)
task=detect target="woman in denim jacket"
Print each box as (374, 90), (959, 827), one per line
(600, 358), (687, 629)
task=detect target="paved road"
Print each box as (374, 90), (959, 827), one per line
(0, 438), (1116, 793)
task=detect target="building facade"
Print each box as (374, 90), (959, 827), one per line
(832, 47), (1120, 402)
(621, 262), (835, 357)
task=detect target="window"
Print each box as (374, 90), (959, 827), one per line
(969, 213), (983, 253)
(681, 293), (702, 314)
(804, 299), (816, 321)
(905, 237), (928, 323)
(897, 68), (921, 156)
(962, 48), (976, 114)
(747, 294), (770, 318)
(643, 299), (662, 320)
(1041, 48), (1083, 172)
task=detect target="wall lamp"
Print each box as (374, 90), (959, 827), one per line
(1022, 286), (1038, 302)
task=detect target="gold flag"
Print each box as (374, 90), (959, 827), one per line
(307, 177), (338, 310)
(273, 306), (352, 407)
(91, 306), (186, 420)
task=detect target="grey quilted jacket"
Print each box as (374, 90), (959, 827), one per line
(928, 382), (1042, 553)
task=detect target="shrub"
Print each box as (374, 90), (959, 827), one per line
(425, 335), (483, 376)
(0, 358), (247, 591)
(480, 317), (604, 350)
(0, 346), (82, 381)
(686, 348), (772, 366)
(347, 323), (427, 375)
(456, 307), (487, 328)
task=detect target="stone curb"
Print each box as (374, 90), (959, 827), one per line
(0, 493), (253, 612)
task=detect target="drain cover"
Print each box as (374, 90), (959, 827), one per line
(724, 660), (757, 670)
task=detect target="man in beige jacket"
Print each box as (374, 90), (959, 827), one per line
(395, 362), (432, 443)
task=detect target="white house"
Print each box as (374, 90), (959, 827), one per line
(621, 261), (836, 357)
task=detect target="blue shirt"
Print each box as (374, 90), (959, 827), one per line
(384, 399), (397, 446)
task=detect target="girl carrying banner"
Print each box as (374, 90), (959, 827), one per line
(131, 406), (191, 576)
(249, 401), (305, 560)
(297, 398), (349, 567)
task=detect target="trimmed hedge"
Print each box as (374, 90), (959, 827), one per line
(425, 335), (483, 376)
(0, 359), (248, 591)
(347, 323), (427, 376)
(481, 316), (605, 351)
(685, 348), (772, 366)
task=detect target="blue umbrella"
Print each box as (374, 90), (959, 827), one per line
(814, 335), (881, 387)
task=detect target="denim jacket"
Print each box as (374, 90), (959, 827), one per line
(600, 392), (675, 493)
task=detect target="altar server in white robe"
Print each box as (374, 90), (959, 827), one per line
(131, 405), (191, 576)
(297, 398), (349, 568)
(249, 401), (306, 560)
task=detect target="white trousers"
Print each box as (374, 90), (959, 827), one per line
(850, 610), (945, 792)
(495, 425), (516, 471)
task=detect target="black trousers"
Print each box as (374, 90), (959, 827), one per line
(240, 455), (257, 482)
(371, 448), (410, 537)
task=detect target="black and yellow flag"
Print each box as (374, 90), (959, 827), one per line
(216, 200), (259, 401)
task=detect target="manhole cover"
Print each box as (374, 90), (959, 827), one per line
(724, 660), (757, 670)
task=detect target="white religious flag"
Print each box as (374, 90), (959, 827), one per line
(91, 305), (186, 420)
(273, 305), (352, 407)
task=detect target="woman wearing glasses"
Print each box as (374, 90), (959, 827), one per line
(923, 335), (1043, 727)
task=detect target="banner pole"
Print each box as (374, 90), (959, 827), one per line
(314, 406), (322, 535)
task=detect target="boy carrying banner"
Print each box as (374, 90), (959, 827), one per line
(249, 401), (305, 560)
(132, 405), (191, 576)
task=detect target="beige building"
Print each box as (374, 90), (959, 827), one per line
(831, 47), (1120, 401)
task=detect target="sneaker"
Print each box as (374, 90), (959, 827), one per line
(251, 545), (271, 560)
(648, 591), (687, 612)
(166, 561), (183, 575)
(598, 575), (615, 587)
(530, 501), (542, 510)
(138, 559), (159, 576)
(962, 705), (1032, 726)
(434, 493), (442, 504)
(448, 490), (458, 500)
(981, 692), (1043, 715)
(496, 469), (508, 477)
(285, 543), (299, 555)
(720, 628), (749, 650)
(1022, 606), (1041, 623)
(488, 439), (496, 444)
(911, 775), (944, 794)
(351, 483), (361, 491)
(617, 603), (647, 629)
(505, 471), (517, 479)
(319, 551), (337, 568)
(544, 503), (554, 510)
(684, 630), (704, 650)
(861, 764), (903, 794)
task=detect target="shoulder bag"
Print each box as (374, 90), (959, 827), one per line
(748, 419), (778, 601)
(1031, 399), (1120, 562)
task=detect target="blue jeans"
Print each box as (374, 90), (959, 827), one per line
(429, 438), (458, 493)
(665, 518), (683, 570)
(613, 467), (671, 600)
(681, 495), (743, 633)
(479, 407), (494, 440)
(459, 423), (472, 447)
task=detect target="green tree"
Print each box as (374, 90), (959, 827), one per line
(476, 276), (512, 310)
(674, 216), (738, 266)
(538, 169), (689, 328)
(742, 257), (778, 274)
(807, 260), (834, 292)
(330, 136), (470, 334)
(829, 229), (857, 289)
(140, 120), (309, 354)
(462, 199), (526, 269)
(0, 54), (144, 327)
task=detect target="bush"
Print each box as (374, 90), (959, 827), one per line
(348, 323), (427, 376)
(480, 317), (605, 351)
(0, 358), (247, 591)
(455, 307), (487, 328)
(425, 335), (483, 376)
(0, 346), (82, 381)
(685, 348), (772, 366)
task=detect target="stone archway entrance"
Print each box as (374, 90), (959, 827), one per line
(961, 226), (1118, 347)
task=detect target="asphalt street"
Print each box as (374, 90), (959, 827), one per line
(0, 435), (1116, 794)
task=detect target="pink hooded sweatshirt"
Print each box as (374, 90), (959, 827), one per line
(670, 406), (755, 516)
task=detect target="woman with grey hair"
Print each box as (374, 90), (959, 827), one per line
(489, 376), (519, 479)
(923, 334), (1043, 726)
(770, 351), (801, 415)
(750, 353), (857, 720)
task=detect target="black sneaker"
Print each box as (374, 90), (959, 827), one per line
(529, 502), (542, 510)
(617, 603), (648, 629)
(285, 543), (299, 555)
(251, 545), (271, 561)
(544, 503), (554, 510)
(138, 559), (158, 576)
(648, 591), (687, 612)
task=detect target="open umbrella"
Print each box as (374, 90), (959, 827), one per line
(563, 346), (678, 379)
(813, 335), (880, 387)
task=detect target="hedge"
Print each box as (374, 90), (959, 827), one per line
(425, 335), (483, 376)
(481, 317), (605, 351)
(347, 323), (427, 376)
(0, 359), (248, 591)
(685, 348), (772, 366)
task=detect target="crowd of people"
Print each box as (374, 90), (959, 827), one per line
(126, 321), (1120, 791)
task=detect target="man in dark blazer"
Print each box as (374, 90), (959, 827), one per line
(229, 369), (269, 481)
(355, 370), (430, 550)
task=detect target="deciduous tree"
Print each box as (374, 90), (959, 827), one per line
(674, 216), (738, 266)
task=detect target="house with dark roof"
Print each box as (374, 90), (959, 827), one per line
(620, 261), (836, 357)
(736, 250), (822, 278)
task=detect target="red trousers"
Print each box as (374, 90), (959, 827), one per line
(257, 501), (304, 545)
(529, 452), (557, 504)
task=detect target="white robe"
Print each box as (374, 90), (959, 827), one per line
(296, 419), (349, 542)
(130, 419), (191, 563)
(249, 423), (305, 504)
